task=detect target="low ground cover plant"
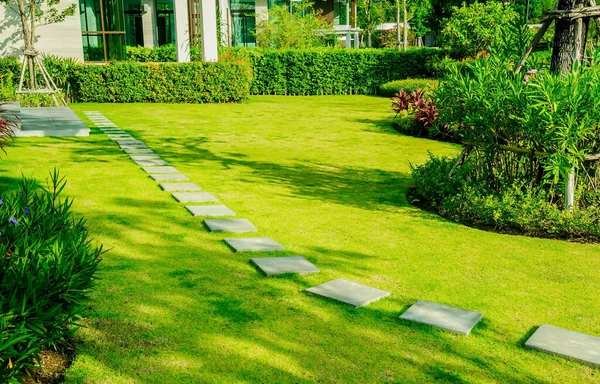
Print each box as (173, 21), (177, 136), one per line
(378, 78), (438, 97)
(410, 48), (600, 240)
(0, 171), (103, 382)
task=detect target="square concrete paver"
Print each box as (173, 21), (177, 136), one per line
(121, 144), (149, 150)
(224, 238), (286, 252)
(160, 183), (201, 192)
(185, 205), (234, 216)
(116, 139), (144, 145)
(143, 166), (179, 174)
(135, 159), (168, 166)
(204, 218), (257, 233)
(524, 324), (600, 367)
(251, 256), (319, 276)
(172, 192), (217, 203)
(130, 154), (160, 161)
(124, 148), (153, 154)
(150, 174), (189, 181)
(306, 279), (390, 308)
(399, 300), (483, 336)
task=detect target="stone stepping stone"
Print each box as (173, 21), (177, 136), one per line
(135, 159), (168, 166)
(115, 139), (144, 145)
(124, 148), (153, 154)
(102, 130), (125, 134)
(160, 182), (201, 192)
(143, 166), (178, 174)
(109, 135), (133, 140)
(524, 324), (600, 367)
(251, 256), (319, 276)
(399, 300), (483, 336)
(130, 154), (160, 161)
(172, 192), (217, 203)
(150, 174), (189, 181)
(224, 237), (286, 252)
(306, 278), (390, 308)
(186, 205), (235, 216)
(204, 218), (256, 233)
(120, 144), (148, 150)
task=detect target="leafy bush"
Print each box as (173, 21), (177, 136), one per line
(231, 47), (446, 95)
(71, 60), (252, 103)
(126, 45), (202, 62)
(0, 58), (20, 87)
(379, 78), (438, 97)
(439, 2), (519, 58)
(410, 155), (600, 241)
(255, 2), (335, 49)
(0, 171), (103, 382)
(0, 73), (16, 102)
(0, 102), (17, 153)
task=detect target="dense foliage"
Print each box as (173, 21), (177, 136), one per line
(254, 2), (335, 49)
(233, 48), (446, 95)
(379, 78), (437, 97)
(410, 48), (600, 240)
(439, 2), (519, 58)
(0, 103), (17, 153)
(126, 45), (202, 62)
(0, 171), (103, 382)
(71, 61), (252, 103)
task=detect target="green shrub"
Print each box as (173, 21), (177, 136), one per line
(439, 2), (519, 58)
(0, 72), (16, 102)
(379, 78), (438, 97)
(228, 47), (446, 95)
(71, 60), (252, 103)
(0, 170), (103, 382)
(0, 58), (20, 87)
(410, 154), (600, 241)
(126, 44), (202, 62)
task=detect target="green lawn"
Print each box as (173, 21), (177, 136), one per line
(2, 96), (599, 383)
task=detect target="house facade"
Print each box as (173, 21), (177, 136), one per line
(0, 0), (357, 62)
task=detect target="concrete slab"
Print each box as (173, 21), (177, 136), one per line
(524, 324), (600, 367)
(160, 183), (201, 192)
(120, 144), (149, 150)
(108, 134), (133, 139)
(185, 205), (235, 216)
(135, 159), (168, 166)
(150, 174), (189, 181)
(224, 237), (286, 252)
(130, 154), (160, 161)
(115, 139), (144, 145)
(172, 192), (218, 203)
(251, 256), (319, 276)
(124, 148), (153, 154)
(306, 279), (390, 308)
(143, 166), (178, 174)
(399, 300), (483, 336)
(204, 218), (257, 233)
(12, 107), (90, 137)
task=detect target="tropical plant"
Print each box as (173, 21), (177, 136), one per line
(0, 102), (17, 154)
(0, 170), (104, 382)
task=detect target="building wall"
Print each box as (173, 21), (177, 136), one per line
(0, 2), (84, 61)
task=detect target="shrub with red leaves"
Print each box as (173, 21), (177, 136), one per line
(391, 88), (439, 135)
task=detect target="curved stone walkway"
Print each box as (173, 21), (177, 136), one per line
(83, 111), (600, 369)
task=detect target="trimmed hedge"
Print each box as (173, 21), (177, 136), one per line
(230, 48), (447, 95)
(379, 78), (438, 97)
(126, 45), (202, 62)
(71, 61), (252, 103)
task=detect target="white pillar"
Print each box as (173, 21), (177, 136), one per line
(142, 0), (157, 48)
(255, 0), (269, 24)
(173, 0), (190, 62)
(345, 31), (351, 48)
(353, 31), (359, 48)
(218, 0), (230, 46)
(565, 170), (575, 211)
(199, 0), (219, 61)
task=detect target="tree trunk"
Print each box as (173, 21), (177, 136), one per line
(367, 31), (372, 47)
(550, 0), (587, 72)
(403, 0), (408, 50)
(396, 0), (401, 50)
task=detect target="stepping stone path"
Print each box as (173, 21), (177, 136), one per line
(172, 192), (218, 203)
(143, 166), (179, 174)
(186, 205), (235, 217)
(306, 278), (390, 308)
(92, 111), (591, 364)
(151, 174), (189, 181)
(204, 218), (257, 233)
(251, 256), (319, 276)
(399, 300), (483, 336)
(161, 182), (201, 192)
(524, 324), (600, 367)
(224, 238), (286, 252)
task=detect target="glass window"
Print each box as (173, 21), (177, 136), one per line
(333, 0), (349, 26)
(80, 0), (126, 61)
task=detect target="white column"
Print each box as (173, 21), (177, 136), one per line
(142, 0), (157, 48)
(353, 31), (359, 48)
(174, 0), (190, 62)
(200, 0), (219, 61)
(255, 0), (269, 24)
(218, 0), (230, 46)
(345, 31), (351, 48)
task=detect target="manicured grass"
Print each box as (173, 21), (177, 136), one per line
(1, 96), (599, 383)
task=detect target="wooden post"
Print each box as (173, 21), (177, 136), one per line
(566, 170), (575, 211)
